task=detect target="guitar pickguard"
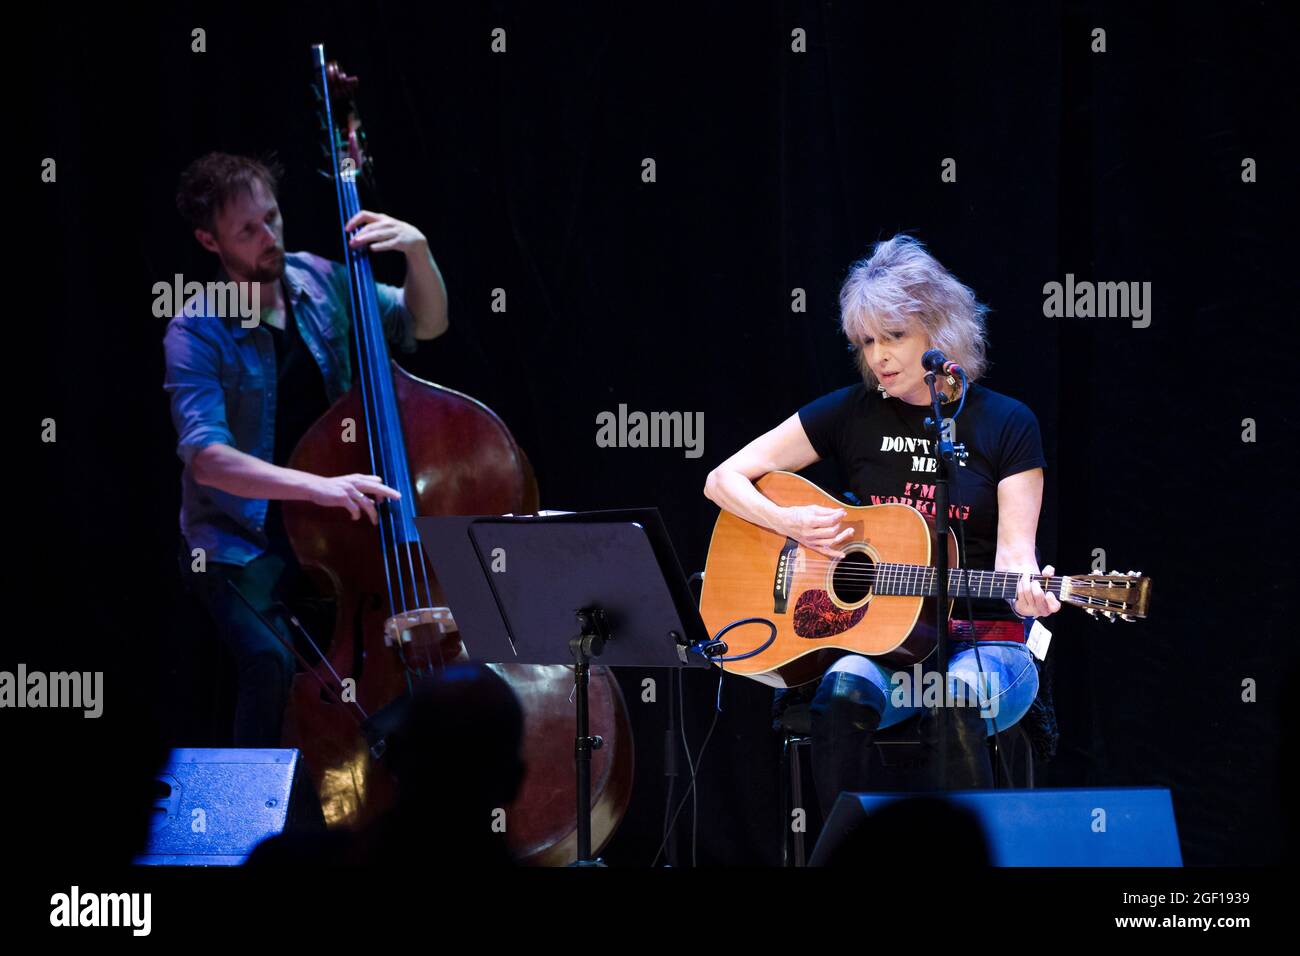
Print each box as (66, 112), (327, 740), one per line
(792, 589), (867, 639)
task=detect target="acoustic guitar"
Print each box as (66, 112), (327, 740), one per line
(699, 471), (1151, 688)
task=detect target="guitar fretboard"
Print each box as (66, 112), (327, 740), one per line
(871, 564), (1059, 600)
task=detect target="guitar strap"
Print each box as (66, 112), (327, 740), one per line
(947, 619), (1027, 644)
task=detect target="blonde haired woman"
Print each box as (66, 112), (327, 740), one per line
(704, 234), (1059, 814)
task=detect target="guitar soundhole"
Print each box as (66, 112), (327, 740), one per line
(831, 551), (875, 605)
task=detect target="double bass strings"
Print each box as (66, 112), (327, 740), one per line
(345, 181), (439, 626)
(318, 56), (404, 636)
(340, 174), (441, 665)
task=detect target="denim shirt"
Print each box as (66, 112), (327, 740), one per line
(163, 250), (415, 566)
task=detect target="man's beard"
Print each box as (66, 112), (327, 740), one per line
(226, 247), (284, 283)
(246, 250), (285, 283)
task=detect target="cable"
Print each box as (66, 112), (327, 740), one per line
(660, 665), (677, 866)
(950, 366), (969, 419)
(651, 616), (773, 866)
(652, 672), (721, 867)
(955, 515), (1016, 788)
(695, 617), (778, 663)
(660, 572), (703, 865)
(945, 373), (1016, 788)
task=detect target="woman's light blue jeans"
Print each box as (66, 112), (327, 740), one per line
(825, 623), (1039, 736)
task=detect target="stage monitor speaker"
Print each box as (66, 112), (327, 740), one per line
(809, 787), (1182, 866)
(135, 748), (310, 865)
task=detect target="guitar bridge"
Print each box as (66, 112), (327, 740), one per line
(772, 538), (799, 614)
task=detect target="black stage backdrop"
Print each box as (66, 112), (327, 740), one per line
(23, 1), (1294, 867)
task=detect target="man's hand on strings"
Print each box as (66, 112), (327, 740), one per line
(306, 473), (401, 524)
(345, 210), (427, 255)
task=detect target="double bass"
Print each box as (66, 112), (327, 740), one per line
(280, 45), (633, 865)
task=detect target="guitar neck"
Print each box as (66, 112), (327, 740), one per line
(874, 564), (1058, 601)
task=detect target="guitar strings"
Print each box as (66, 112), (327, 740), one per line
(793, 556), (1137, 580)
(765, 559), (1136, 607)
(787, 564), (1070, 586)
(789, 560), (1136, 584)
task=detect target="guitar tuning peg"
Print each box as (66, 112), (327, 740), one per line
(1121, 614), (1135, 622)
(1108, 570), (1117, 576)
(1104, 612), (1116, 622)
(1085, 608), (1097, 617)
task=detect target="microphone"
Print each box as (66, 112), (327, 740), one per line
(921, 348), (964, 377)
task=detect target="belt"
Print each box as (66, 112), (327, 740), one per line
(948, 619), (1027, 643)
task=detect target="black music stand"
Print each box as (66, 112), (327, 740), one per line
(417, 509), (712, 866)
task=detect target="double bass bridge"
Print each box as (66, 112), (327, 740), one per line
(383, 607), (468, 670)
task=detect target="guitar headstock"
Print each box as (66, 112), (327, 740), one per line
(1063, 571), (1152, 622)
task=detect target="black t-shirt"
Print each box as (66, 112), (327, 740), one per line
(798, 382), (1047, 620)
(268, 293), (331, 466)
(264, 291), (332, 554)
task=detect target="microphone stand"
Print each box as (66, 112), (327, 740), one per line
(923, 368), (961, 790)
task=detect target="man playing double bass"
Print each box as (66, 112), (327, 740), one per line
(163, 152), (449, 748)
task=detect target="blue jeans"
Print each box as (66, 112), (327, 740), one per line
(826, 626), (1039, 736)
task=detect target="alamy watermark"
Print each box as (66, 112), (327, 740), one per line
(1042, 274), (1151, 328)
(152, 274), (261, 327)
(889, 663), (1001, 718)
(596, 404), (704, 459)
(49, 886), (150, 936)
(1, 664), (103, 718)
